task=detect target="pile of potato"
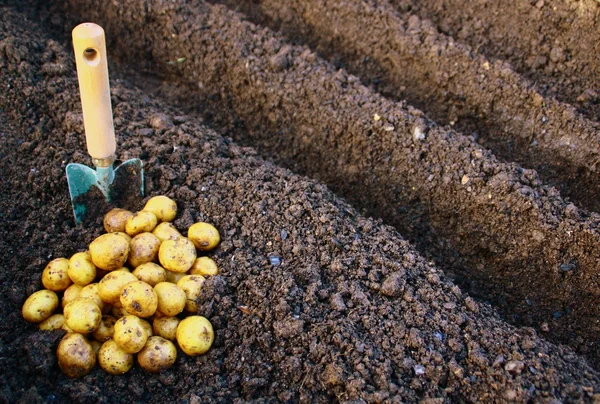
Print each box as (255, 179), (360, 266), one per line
(21, 196), (220, 377)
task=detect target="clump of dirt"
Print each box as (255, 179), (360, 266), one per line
(2, 3), (600, 403)
(44, 0), (600, 367)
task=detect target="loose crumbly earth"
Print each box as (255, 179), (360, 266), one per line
(2, 1), (600, 403)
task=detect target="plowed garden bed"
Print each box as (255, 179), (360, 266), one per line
(1, 0), (600, 402)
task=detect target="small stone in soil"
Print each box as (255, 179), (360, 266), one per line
(269, 255), (281, 266)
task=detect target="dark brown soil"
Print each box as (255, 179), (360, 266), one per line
(2, 0), (600, 402)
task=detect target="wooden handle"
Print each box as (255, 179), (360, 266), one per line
(72, 23), (116, 161)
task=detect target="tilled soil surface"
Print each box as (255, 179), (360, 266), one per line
(2, 0), (600, 403)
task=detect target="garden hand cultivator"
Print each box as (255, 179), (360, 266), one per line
(66, 23), (143, 224)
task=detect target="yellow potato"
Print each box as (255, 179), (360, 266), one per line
(153, 316), (180, 341)
(152, 222), (182, 242)
(80, 283), (105, 312)
(166, 270), (187, 284)
(113, 315), (148, 354)
(125, 211), (158, 236)
(132, 262), (167, 286)
(68, 252), (96, 286)
(98, 270), (137, 305)
(90, 340), (102, 354)
(64, 297), (102, 334)
(89, 233), (130, 271)
(138, 336), (177, 372)
(104, 208), (133, 233)
(113, 232), (132, 243)
(42, 258), (72, 292)
(177, 275), (206, 313)
(140, 318), (153, 338)
(154, 282), (186, 316)
(159, 237), (197, 273)
(176, 316), (214, 356)
(128, 232), (161, 268)
(92, 315), (117, 342)
(187, 222), (220, 251)
(22, 290), (59, 323)
(57, 333), (96, 378)
(39, 313), (65, 331)
(98, 339), (133, 375)
(143, 195), (177, 223)
(111, 305), (132, 319)
(189, 256), (219, 277)
(61, 323), (75, 334)
(62, 284), (83, 309)
(120, 280), (158, 318)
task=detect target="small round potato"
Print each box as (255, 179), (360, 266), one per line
(140, 318), (153, 338)
(120, 281), (158, 318)
(177, 275), (206, 313)
(22, 290), (59, 323)
(39, 313), (65, 331)
(176, 316), (214, 356)
(62, 284), (83, 309)
(57, 333), (96, 378)
(152, 222), (182, 242)
(128, 232), (161, 268)
(154, 282), (186, 316)
(68, 252), (96, 286)
(143, 195), (177, 223)
(113, 315), (149, 354)
(89, 233), (130, 271)
(189, 256), (219, 277)
(138, 336), (177, 372)
(42, 258), (72, 292)
(166, 270), (187, 284)
(92, 315), (117, 342)
(104, 208), (134, 233)
(80, 283), (105, 312)
(125, 211), (158, 236)
(187, 222), (220, 251)
(98, 270), (138, 305)
(64, 297), (102, 334)
(98, 339), (134, 375)
(61, 323), (75, 334)
(132, 262), (167, 286)
(113, 232), (132, 243)
(153, 316), (180, 341)
(159, 238), (197, 273)
(111, 305), (132, 319)
(90, 340), (102, 354)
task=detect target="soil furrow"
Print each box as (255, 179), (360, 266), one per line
(213, 0), (600, 214)
(391, 0), (600, 121)
(3, 5), (600, 402)
(46, 0), (600, 366)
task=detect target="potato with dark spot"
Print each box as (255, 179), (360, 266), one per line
(152, 222), (182, 242)
(153, 316), (180, 341)
(138, 336), (177, 372)
(177, 275), (206, 313)
(98, 339), (133, 375)
(189, 256), (219, 277)
(132, 262), (167, 286)
(57, 333), (96, 378)
(187, 222), (220, 251)
(113, 315), (148, 354)
(98, 269), (137, 305)
(64, 297), (102, 334)
(159, 237), (197, 273)
(68, 251), (96, 286)
(42, 258), (72, 292)
(128, 232), (161, 268)
(125, 211), (158, 236)
(104, 208), (133, 233)
(39, 313), (65, 331)
(143, 195), (177, 223)
(22, 290), (59, 323)
(176, 316), (214, 356)
(120, 280), (158, 318)
(89, 233), (130, 271)
(92, 315), (117, 342)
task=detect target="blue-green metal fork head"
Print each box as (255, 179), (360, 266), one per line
(66, 158), (143, 224)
